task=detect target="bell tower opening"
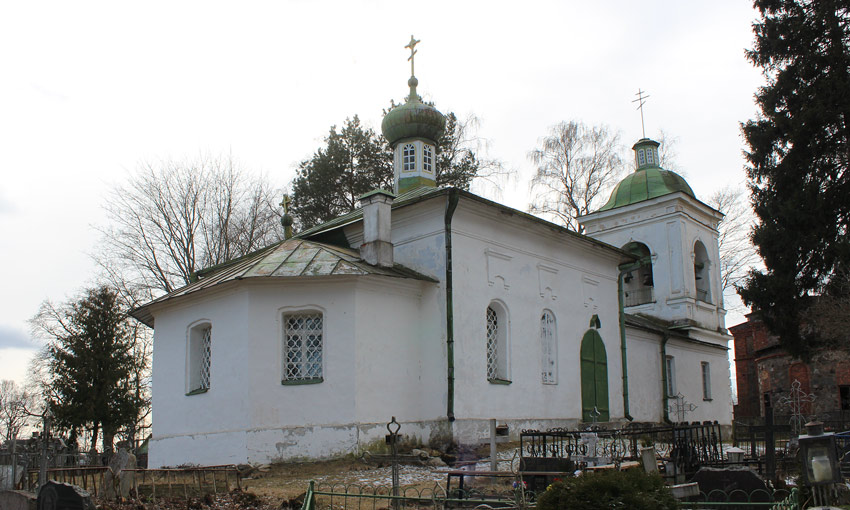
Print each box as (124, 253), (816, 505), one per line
(694, 240), (712, 303)
(622, 241), (654, 307)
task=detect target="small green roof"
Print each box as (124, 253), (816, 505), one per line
(597, 138), (695, 211)
(381, 76), (446, 145)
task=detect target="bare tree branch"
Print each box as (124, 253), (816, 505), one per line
(528, 121), (626, 232)
(707, 185), (760, 293)
(95, 154), (284, 299)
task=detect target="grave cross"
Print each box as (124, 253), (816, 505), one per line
(386, 417), (401, 510)
(778, 379), (816, 435)
(668, 393), (698, 423)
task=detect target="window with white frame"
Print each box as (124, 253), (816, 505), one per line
(665, 355), (677, 397)
(638, 148), (646, 166)
(283, 312), (324, 383)
(423, 144), (433, 174)
(540, 310), (557, 384)
(403, 143), (416, 172)
(701, 362), (712, 400)
(188, 323), (211, 394)
(486, 303), (509, 382)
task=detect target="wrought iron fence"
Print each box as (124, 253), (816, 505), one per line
(301, 481), (530, 510)
(519, 422), (723, 477)
(679, 488), (799, 509)
(19, 465), (239, 499)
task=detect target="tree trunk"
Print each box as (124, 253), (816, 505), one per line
(102, 427), (115, 458)
(90, 423), (100, 460)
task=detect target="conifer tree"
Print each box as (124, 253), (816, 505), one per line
(31, 286), (147, 453)
(739, 0), (850, 357)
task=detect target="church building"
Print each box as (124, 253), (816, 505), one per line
(132, 43), (733, 467)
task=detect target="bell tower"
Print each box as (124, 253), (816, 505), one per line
(579, 138), (726, 332)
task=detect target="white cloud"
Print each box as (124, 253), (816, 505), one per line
(0, 324), (37, 350)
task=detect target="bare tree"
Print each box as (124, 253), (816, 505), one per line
(97, 155), (284, 299)
(655, 129), (682, 174)
(707, 185), (759, 294)
(528, 121), (625, 232)
(0, 380), (35, 442)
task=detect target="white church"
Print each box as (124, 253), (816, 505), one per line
(132, 48), (733, 467)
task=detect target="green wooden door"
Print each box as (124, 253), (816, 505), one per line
(580, 329), (609, 422)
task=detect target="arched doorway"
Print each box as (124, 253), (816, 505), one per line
(580, 329), (609, 422)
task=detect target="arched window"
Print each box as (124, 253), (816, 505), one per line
(622, 242), (654, 306)
(541, 310), (557, 384)
(694, 240), (711, 303)
(283, 312), (324, 384)
(580, 329), (609, 421)
(187, 322), (211, 394)
(402, 143), (416, 172)
(486, 302), (509, 383)
(638, 148), (646, 166)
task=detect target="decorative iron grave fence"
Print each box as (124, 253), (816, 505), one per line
(298, 481), (800, 510)
(300, 481), (531, 510)
(679, 488), (800, 510)
(18, 465), (240, 499)
(519, 421), (723, 481)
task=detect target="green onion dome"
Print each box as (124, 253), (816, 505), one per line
(381, 76), (446, 145)
(598, 138), (695, 211)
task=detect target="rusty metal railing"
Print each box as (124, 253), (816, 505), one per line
(26, 465), (240, 500)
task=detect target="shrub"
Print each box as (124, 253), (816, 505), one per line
(536, 469), (678, 510)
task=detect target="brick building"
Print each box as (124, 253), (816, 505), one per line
(731, 313), (850, 422)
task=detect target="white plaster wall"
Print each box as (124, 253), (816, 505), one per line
(147, 276), (440, 467)
(665, 335), (733, 425)
(352, 277), (445, 436)
(625, 328), (665, 423)
(447, 200), (626, 442)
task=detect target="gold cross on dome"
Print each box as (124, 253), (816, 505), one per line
(405, 35), (420, 76)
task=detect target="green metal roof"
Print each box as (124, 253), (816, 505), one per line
(598, 137), (695, 211)
(381, 77), (446, 145)
(130, 238), (436, 327)
(598, 167), (694, 211)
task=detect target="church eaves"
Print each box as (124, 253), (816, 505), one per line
(130, 238), (436, 327)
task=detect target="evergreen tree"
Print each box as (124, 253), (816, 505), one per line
(739, 0), (850, 357)
(290, 111), (495, 229)
(290, 116), (392, 229)
(31, 286), (147, 453)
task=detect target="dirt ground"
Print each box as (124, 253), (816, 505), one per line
(94, 443), (523, 510)
(244, 442), (522, 500)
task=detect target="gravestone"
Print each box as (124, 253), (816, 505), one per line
(640, 446), (658, 473)
(102, 448), (137, 499)
(689, 466), (768, 499)
(519, 457), (574, 493)
(0, 464), (25, 490)
(37, 481), (95, 510)
(0, 490), (37, 510)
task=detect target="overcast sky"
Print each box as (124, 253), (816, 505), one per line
(0, 1), (763, 385)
